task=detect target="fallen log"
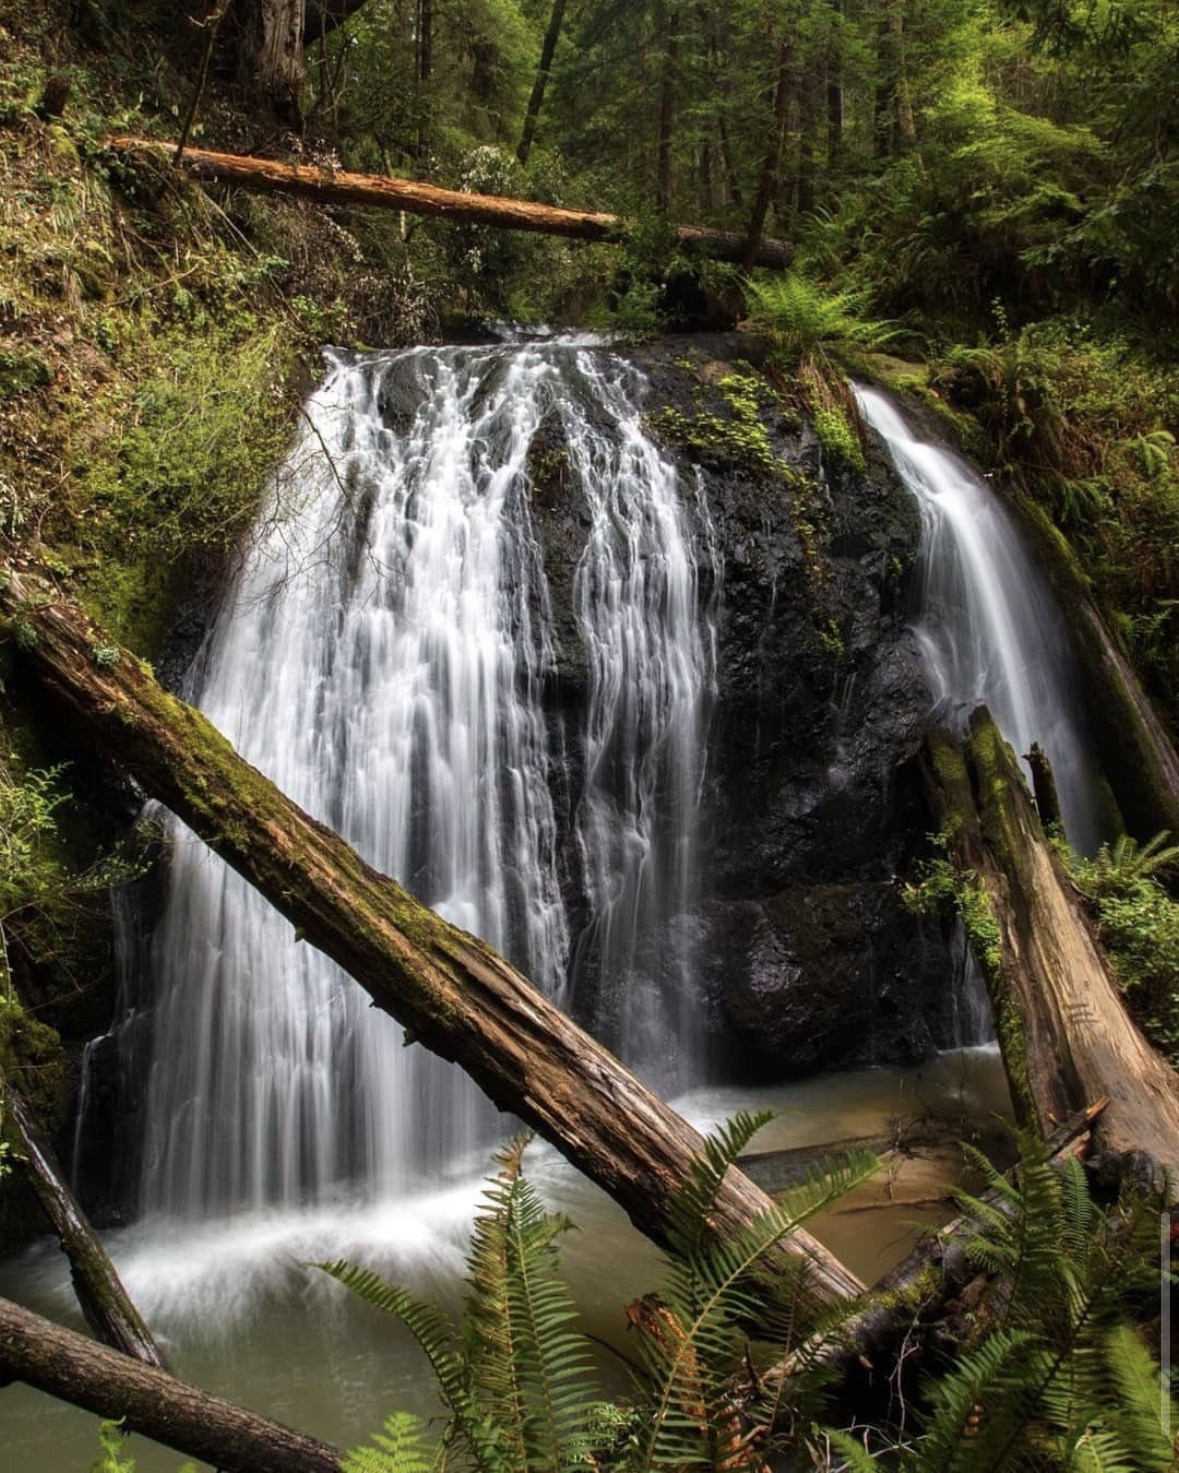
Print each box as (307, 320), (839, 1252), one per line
(0, 574), (861, 1317)
(0, 1295), (342, 1473)
(920, 709), (1179, 1188)
(0, 1068), (166, 1369)
(848, 1099), (1109, 1368)
(103, 136), (794, 269)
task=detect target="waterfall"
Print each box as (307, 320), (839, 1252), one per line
(132, 340), (714, 1220)
(562, 356), (717, 1090)
(854, 385), (1102, 856)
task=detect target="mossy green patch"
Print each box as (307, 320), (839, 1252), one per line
(813, 404), (866, 475)
(0, 348), (52, 398)
(81, 555), (178, 659)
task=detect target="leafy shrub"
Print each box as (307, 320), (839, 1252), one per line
(1072, 832), (1179, 1061)
(743, 272), (899, 367)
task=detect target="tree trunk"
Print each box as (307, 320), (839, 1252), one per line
(920, 709), (1179, 1189)
(517, 0), (567, 166)
(742, 38), (794, 272)
(244, 0), (308, 127)
(0, 1295), (343, 1472)
(0, 575), (858, 1319)
(655, 1), (679, 213)
(826, 0), (844, 169)
(1, 1070), (167, 1369)
(1024, 741), (1062, 832)
(106, 136), (793, 267)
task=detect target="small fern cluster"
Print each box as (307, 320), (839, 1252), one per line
(1071, 831), (1179, 1062)
(900, 1133), (1177, 1471)
(321, 1116), (877, 1471)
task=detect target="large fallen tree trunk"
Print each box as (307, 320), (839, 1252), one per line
(103, 136), (793, 269)
(0, 575), (860, 1315)
(0, 1069), (166, 1368)
(0, 1295), (342, 1472)
(920, 709), (1179, 1188)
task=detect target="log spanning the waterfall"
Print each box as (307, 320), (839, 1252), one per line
(0, 1069), (167, 1369)
(0, 575), (862, 1316)
(920, 708), (1179, 1191)
(103, 136), (794, 269)
(0, 1296), (343, 1473)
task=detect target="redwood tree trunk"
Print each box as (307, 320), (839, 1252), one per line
(743, 38), (794, 272)
(243, 0), (308, 126)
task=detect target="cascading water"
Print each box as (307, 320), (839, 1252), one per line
(854, 384), (1103, 1046)
(134, 339), (715, 1220)
(854, 385), (1102, 857)
(563, 358), (717, 1089)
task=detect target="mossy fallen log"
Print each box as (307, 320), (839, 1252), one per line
(0, 574), (862, 1317)
(1, 1068), (166, 1368)
(104, 136), (793, 269)
(920, 708), (1179, 1188)
(0, 1295), (342, 1472)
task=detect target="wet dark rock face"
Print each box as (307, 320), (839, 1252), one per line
(531, 336), (951, 1077)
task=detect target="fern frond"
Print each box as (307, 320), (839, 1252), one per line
(666, 1109), (777, 1257)
(914, 1327), (1035, 1471)
(822, 1426), (885, 1470)
(314, 1260), (507, 1473)
(1061, 1427), (1138, 1472)
(1103, 1322), (1179, 1469)
(633, 1150), (879, 1471)
(342, 1412), (436, 1473)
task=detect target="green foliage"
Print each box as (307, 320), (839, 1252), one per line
(90, 1421), (136, 1473)
(902, 849), (1003, 982)
(342, 1412), (435, 1473)
(904, 1132), (1177, 1470)
(319, 1134), (604, 1471)
(652, 372), (780, 477)
(78, 324), (293, 564)
(319, 1120), (877, 1472)
(1071, 832), (1179, 1060)
(744, 274), (900, 368)
(627, 1111), (878, 1471)
(813, 406), (866, 476)
(87, 1418), (197, 1473)
(0, 347), (52, 398)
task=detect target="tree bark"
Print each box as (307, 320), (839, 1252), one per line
(517, 0), (568, 166)
(0, 1295), (343, 1472)
(920, 709), (1179, 1189)
(243, 0), (308, 127)
(655, 1), (679, 214)
(1, 1069), (167, 1369)
(1024, 741), (1062, 832)
(742, 38), (794, 273)
(0, 576), (859, 1318)
(106, 136), (793, 267)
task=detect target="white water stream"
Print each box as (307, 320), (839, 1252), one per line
(136, 339), (714, 1219)
(854, 385), (1102, 856)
